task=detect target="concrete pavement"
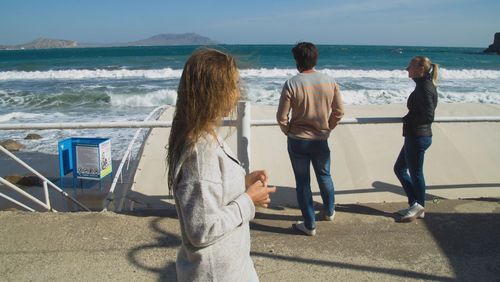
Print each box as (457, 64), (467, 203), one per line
(0, 198), (499, 281)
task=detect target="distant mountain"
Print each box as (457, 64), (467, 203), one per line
(0, 38), (77, 50)
(0, 33), (218, 50)
(124, 33), (218, 46)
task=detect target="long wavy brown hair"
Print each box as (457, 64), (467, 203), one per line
(167, 49), (240, 190)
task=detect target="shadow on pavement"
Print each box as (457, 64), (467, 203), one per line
(251, 251), (455, 281)
(116, 195), (500, 281)
(126, 217), (180, 282)
(250, 201), (500, 280)
(335, 203), (398, 220)
(423, 211), (500, 280)
(116, 186), (500, 281)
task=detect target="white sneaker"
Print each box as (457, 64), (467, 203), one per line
(321, 210), (336, 221)
(400, 203), (425, 222)
(293, 221), (316, 236)
(397, 206), (412, 216)
(398, 204), (425, 219)
(419, 211), (425, 219)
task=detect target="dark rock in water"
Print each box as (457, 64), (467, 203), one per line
(24, 133), (42, 140)
(0, 139), (25, 151)
(484, 32), (500, 54)
(18, 176), (42, 187)
(4, 175), (23, 184)
(4, 174), (42, 187)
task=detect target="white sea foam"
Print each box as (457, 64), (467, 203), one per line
(244, 87), (281, 105)
(244, 86), (500, 106)
(3, 128), (144, 159)
(322, 69), (409, 79)
(240, 68), (409, 79)
(0, 68), (183, 81)
(0, 110), (152, 158)
(0, 112), (52, 122)
(439, 69), (500, 80)
(438, 91), (500, 104)
(240, 68), (298, 78)
(109, 89), (178, 107)
(80, 84), (117, 90)
(341, 89), (412, 105)
(242, 68), (500, 80)
(2, 68), (500, 81)
(243, 84), (413, 106)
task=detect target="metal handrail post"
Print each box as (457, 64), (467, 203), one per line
(43, 180), (51, 211)
(126, 152), (132, 171)
(0, 145), (90, 211)
(237, 101), (251, 174)
(0, 176), (52, 211)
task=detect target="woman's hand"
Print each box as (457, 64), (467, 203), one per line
(245, 170), (268, 188)
(246, 181), (276, 208)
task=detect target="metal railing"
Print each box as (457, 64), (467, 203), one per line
(1, 104), (499, 132)
(102, 105), (168, 211)
(2, 101), (500, 212)
(0, 105), (168, 212)
(0, 145), (90, 212)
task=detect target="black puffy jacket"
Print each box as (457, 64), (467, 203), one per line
(402, 75), (438, 137)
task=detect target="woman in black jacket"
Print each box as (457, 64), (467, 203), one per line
(394, 56), (439, 222)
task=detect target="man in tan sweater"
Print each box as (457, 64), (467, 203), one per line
(276, 42), (344, 236)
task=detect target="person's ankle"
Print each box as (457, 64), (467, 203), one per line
(293, 221), (316, 236)
(322, 210), (335, 221)
(400, 203), (424, 222)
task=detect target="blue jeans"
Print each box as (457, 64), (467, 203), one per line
(393, 136), (432, 207)
(288, 137), (335, 230)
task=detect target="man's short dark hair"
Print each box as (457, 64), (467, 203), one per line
(292, 42), (318, 71)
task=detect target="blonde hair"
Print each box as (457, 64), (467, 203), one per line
(167, 48), (240, 189)
(413, 56), (439, 85)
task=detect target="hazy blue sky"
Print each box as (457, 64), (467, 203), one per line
(1, 0), (499, 47)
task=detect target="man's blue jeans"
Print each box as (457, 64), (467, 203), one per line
(394, 136), (432, 207)
(288, 137), (335, 230)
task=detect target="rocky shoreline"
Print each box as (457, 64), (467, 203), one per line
(484, 32), (500, 54)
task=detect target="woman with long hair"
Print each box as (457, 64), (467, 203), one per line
(394, 56), (439, 222)
(167, 49), (275, 281)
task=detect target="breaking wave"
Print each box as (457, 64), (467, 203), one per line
(1, 68), (500, 81)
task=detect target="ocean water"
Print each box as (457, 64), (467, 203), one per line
(1, 45), (499, 158)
